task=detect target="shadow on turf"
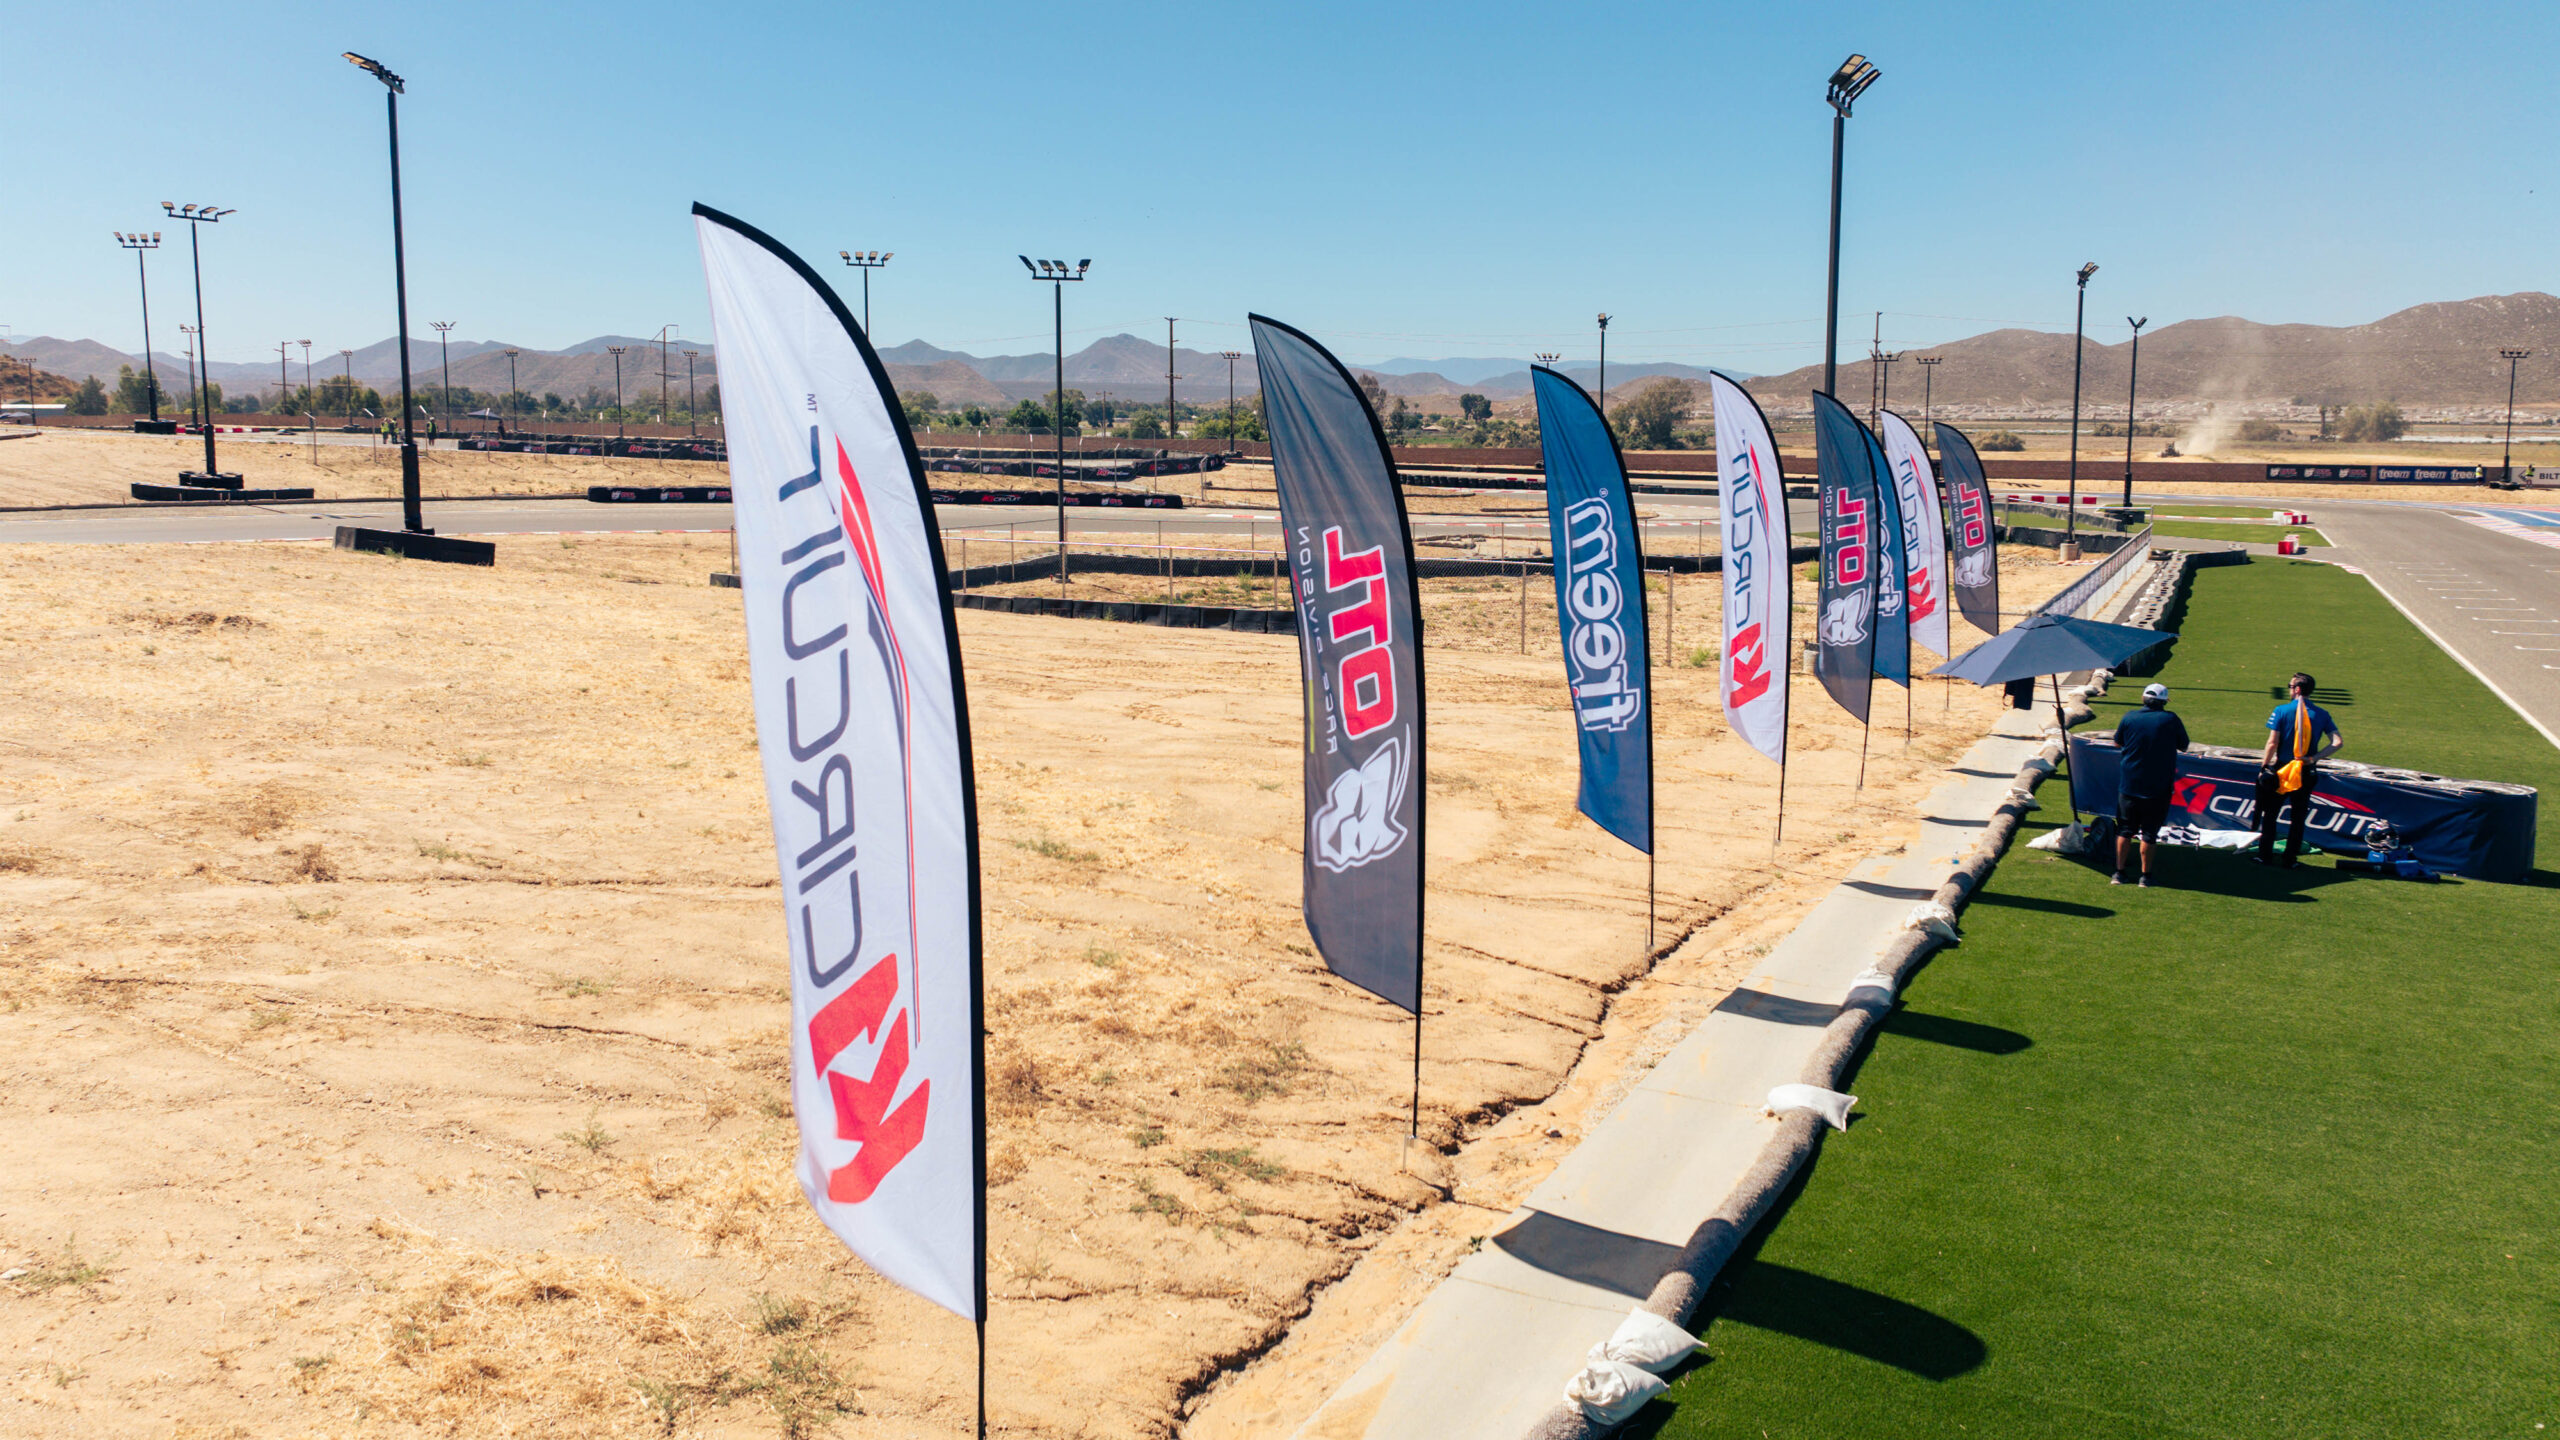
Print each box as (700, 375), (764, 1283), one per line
(1880, 1008), (2032, 1055)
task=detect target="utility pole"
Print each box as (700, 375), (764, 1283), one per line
(277, 340), (292, 413)
(683, 350), (700, 437)
(504, 348), (520, 433)
(1916, 354), (1941, 437)
(656, 323), (676, 426)
(1166, 318), (1179, 440)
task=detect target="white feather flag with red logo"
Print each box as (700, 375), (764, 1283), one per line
(1709, 372), (1791, 766)
(695, 204), (983, 1322)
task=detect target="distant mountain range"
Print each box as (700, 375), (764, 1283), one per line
(13, 293), (2560, 415)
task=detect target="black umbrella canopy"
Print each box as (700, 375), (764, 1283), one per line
(1931, 612), (2175, 686)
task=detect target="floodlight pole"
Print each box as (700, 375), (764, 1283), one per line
(1220, 350), (1241, 451)
(656, 323), (676, 427)
(115, 232), (164, 423)
(430, 320), (454, 439)
(2123, 317), (2148, 507)
(504, 348), (520, 433)
(1022, 256), (1089, 584)
(608, 346), (627, 438)
(2065, 262), (2097, 560)
(840, 250), (890, 334)
(2500, 349), (2530, 483)
(339, 349), (355, 425)
(1166, 318), (1179, 438)
(345, 53), (425, 532)
(1596, 313), (1611, 414)
(1822, 56), (1880, 397)
(163, 203), (233, 477)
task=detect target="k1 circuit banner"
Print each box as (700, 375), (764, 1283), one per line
(1253, 315), (1426, 1013)
(1710, 372), (1790, 766)
(1878, 410), (1951, 660)
(1934, 421), (2001, 636)
(1812, 392), (1879, 724)
(696, 205), (984, 1322)
(1863, 423), (1910, 688)
(1531, 366), (1651, 854)
(2068, 735), (2539, 882)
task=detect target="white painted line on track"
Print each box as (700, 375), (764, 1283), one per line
(2354, 564), (2560, 754)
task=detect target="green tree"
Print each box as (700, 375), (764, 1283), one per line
(1126, 406), (1167, 439)
(67, 375), (109, 415)
(1387, 396), (1418, 435)
(111, 363), (161, 413)
(1458, 393), (1492, 423)
(1610, 378), (1694, 449)
(959, 404), (990, 428)
(1978, 430), (2026, 451)
(1005, 398), (1050, 432)
(1357, 373), (1389, 415)
(903, 391), (940, 428)
(2338, 402), (2406, 443)
(1195, 405), (1265, 442)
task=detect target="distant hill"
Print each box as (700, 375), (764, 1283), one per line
(1743, 293), (2560, 410)
(20, 293), (2560, 418)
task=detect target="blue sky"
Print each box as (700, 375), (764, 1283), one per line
(8, 0), (2555, 373)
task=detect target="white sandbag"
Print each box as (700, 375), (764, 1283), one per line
(1902, 901), (1960, 944)
(2026, 826), (2065, 851)
(1565, 1359), (1667, 1424)
(1846, 966), (1895, 1006)
(1766, 1083), (1857, 1131)
(1589, 1307), (1703, 1374)
(2006, 786), (2042, 810)
(2029, 820), (2098, 856)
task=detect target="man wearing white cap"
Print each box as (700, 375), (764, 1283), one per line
(2112, 682), (2190, 888)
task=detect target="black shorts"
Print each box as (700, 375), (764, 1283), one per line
(2118, 791), (2171, 840)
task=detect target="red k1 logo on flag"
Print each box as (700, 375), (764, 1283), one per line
(697, 205), (984, 1323)
(1254, 314), (1425, 1015)
(1878, 409), (1951, 660)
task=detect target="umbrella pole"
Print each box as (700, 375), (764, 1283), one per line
(1855, 716), (1871, 794)
(2052, 673), (2080, 825)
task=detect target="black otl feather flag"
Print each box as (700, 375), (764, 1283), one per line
(1934, 421), (2003, 637)
(1813, 391), (1881, 725)
(1254, 315), (1426, 1020)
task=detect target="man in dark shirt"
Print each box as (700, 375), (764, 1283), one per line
(2113, 683), (2191, 887)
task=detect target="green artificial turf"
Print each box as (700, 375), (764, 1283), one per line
(2147, 504), (2305, 520)
(1639, 558), (2559, 1439)
(2151, 520), (2330, 546)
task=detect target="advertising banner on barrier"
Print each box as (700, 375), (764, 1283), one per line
(1935, 421), (2002, 637)
(1813, 392), (1879, 724)
(1879, 410), (1951, 660)
(696, 205), (984, 1322)
(1531, 366), (1651, 854)
(1253, 315), (1426, 1013)
(1864, 423), (1910, 687)
(1710, 372), (1790, 766)
(2068, 734), (2539, 882)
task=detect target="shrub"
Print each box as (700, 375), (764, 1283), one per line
(1978, 430), (2025, 452)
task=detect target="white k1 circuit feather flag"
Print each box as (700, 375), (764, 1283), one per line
(1877, 410), (1951, 660)
(1709, 372), (1790, 766)
(695, 204), (984, 1322)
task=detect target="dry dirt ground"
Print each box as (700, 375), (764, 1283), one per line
(0, 429), (724, 507)
(0, 532), (2070, 1439)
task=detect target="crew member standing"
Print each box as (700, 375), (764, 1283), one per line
(2112, 683), (2190, 888)
(2256, 671), (2345, 867)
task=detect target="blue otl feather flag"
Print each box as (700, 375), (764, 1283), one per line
(1812, 392), (1881, 724)
(1863, 421), (1910, 688)
(1252, 315), (1426, 1018)
(1530, 366), (1651, 855)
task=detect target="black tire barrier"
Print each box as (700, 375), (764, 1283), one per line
(951, 591), (1291, 633)
(923, 454), (1225, 481)
(461, 434), (729, 462)
(586, 484), (734, 503)
(132, 482), (317, 503)
(333, 525), (497, 566)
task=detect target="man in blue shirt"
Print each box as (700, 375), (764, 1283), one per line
(2254, 671), (2345, 867)
(2113, 683), (2190, 887)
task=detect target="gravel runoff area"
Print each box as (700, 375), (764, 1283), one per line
(1640, 556), (2560, 1438)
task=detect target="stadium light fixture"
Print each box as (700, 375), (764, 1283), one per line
(502, 347), (520, 430)
(346, 48), (428, 534)
(607, 345), (628, 438)
(161, 202), (236, 482)
(1597, 313), (1612, 413)
(1219, 350), (1244, 454)
(2501, 348), (2532, 483)
(2065, 262), (2098, 554)
(840, 248), (891, 334)
(430, 320), (456, 437)
(1822, 53), (1881, 397)
(1024, 250), (1090, 583)
(114, 230), (165, 424)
